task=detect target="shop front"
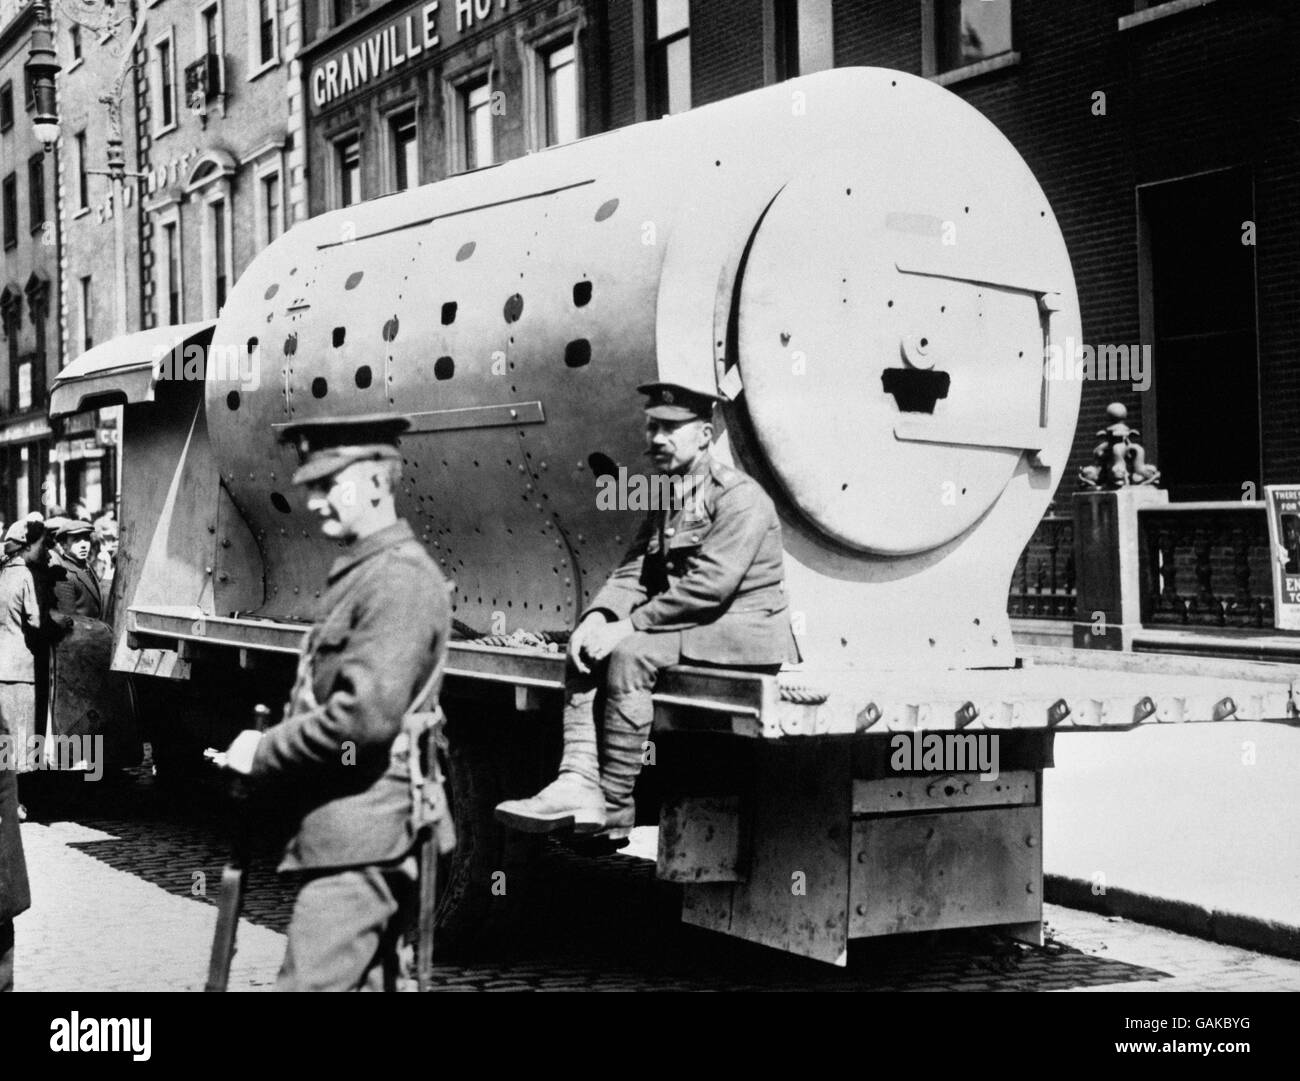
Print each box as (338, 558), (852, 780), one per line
(0, 414), (53, 524)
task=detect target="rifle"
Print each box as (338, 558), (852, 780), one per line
(204, 703), (271, 992)
(405, 654), (454, 992)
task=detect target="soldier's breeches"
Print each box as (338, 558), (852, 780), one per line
(600, 631), (683, 811)
(276, 861), (415, 991)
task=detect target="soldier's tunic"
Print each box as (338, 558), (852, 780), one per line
(250, 519), (450, 991)
(566, 451), (798, 793)
(587, 450), (799, 666)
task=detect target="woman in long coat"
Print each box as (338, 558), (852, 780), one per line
(0, 742), (30, 990)
(0, 520), (53, 777)
(0, 520), (42, 991)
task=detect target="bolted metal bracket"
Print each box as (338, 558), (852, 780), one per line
(854, 701), (882, 731)
(1212, 696), (1238, 722)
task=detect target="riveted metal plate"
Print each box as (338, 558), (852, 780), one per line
(849, 804), (1042, 938)
(852, 769), (1036, 814)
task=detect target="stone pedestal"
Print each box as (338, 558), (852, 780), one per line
(1073, 487), (1168, 650)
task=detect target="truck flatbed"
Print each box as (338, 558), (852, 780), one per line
(128, 604), (1298, 738)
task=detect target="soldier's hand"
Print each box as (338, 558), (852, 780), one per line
(582, 619), (634, 664)
(568, 613), (605, 674)
(207, 729), (263, 775)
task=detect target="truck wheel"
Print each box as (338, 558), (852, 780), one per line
(434, 706), (547, 957)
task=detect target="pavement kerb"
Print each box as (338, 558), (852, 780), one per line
(1045, 874), (1300, 961)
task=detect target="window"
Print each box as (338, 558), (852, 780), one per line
(1140, 169), (1258, 501)
(0, 82), (12, 132)
(155, 34), (177, 132)
(204, 5), (221, 58)
(75, 132), (89, 209)
(164, 221), (181, 324)
(769, 0), (834, 81)
(390, 110), (418, 192)
(16, 360), (32, 411)
(463, 79), (494, 170)
(649, 0), (690, 116)
(336, 135), (361, 207)
(156, 207), (184, 325)
(250, 0), (280, 72)
(259, 0), (276, 64)
(251, 146), (285, 247)
(333, 0), (357, 28)
(80, 276), (93, 354)
(69, 25), (82, 63)
(212, 199), (228, 311)
(933, 0), (1012, 73)
(2, 174), (16, 250)
(28, 155), (44, 232)
(543, 42), (578, 147)
(261, 171), (281, 242)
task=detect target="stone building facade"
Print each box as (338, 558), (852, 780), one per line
(0, 0), (58, 522)
(134, 0), (305, 331)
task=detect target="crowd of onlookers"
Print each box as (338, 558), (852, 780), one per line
(0, 503), (119, 792)
(0, 503), (121, 989)
(0, 503), (118, 605)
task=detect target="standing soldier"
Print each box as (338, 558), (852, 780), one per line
(214, 414), (451, 991)
(495, 382), (799, 839)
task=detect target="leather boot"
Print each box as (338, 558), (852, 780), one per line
(494, 685), (606, 833)
(493, 773), (606, 833)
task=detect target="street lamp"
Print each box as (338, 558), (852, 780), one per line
(26, 0), (61, 150)
(28, 0), (146, 517)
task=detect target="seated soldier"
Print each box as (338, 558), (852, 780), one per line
(495, 382), (798, 838)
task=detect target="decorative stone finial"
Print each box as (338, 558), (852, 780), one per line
(1078, 403), (1161, 491)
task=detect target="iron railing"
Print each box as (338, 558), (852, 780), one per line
(1138, 503), (1273, 629)
(1008, 513), (1076, 620)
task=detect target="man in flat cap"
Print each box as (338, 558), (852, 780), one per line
(496, 382), (799, 838)
(214, 414), (451, 991)
(48, 519), (103, 620)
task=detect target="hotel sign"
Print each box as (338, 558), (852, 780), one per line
(310, 0), (512, 113)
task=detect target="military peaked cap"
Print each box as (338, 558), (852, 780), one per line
(278, 413), (410, 485)
(637, 382), (720, 422)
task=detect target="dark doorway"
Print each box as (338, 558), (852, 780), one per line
(1142, 169), (1259, 501)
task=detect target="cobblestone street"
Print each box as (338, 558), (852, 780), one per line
(10, 759), (1300, 993)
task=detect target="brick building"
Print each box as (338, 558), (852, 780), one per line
(297, 0), (604, 216)
(601, 0), (1300, 504)
(0, 0), (58, 522)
